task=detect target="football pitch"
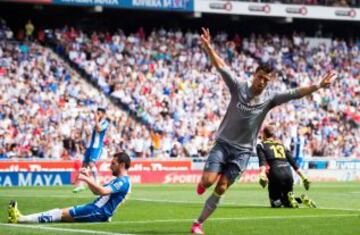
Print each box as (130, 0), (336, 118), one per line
(0, 182), (359, 235)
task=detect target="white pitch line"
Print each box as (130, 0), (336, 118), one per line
(314, 207), (360, 212)
(48, 214), (359, 227)
(132, 198), (243, 205)
(0, 223), (135, 235)
(130, 198), (360, 212)
(0, 194), (260, 205)
(0, 194), (91, 198)
(1, 194), (360, 212)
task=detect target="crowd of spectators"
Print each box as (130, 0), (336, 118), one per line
(0, 21), (165, 160)
(52, 26), (359, 158)
(1, 19), (359, 159)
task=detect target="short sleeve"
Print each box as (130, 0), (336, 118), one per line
(107, 178), (128, 194)
(100, 120), (109, 132)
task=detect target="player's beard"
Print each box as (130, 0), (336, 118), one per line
(112, 170), (119, 176)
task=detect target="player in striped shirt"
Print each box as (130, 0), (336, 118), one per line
(73, 107), (110, 193)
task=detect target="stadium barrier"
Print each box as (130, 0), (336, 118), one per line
(4, 0), (194, 12)
(4, 0), (359, 21)
(195, 1), (360, 21)
(0, 159), (359, 186)
(0, 171), (71, 187)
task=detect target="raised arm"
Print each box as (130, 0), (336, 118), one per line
(298, 71), (336, 96)
(200, 27), (226, 69)
(200, 27), (239, 93)
(272, 71), (337, 107)
(95, 116), (109, 133)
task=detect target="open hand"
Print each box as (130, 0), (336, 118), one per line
(200, 27), (211, 50)
(94, 112), (100, 122)
(319, 71), (337, 88)
(78, 173), (89, 182)
(259, 171), (268, 188)
(78, 168), (90, 181)
(302, 177), (311, 191)
(79, 167), (90, 177)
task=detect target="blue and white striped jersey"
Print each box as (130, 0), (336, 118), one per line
(92, 176), (131, 217)
(87, 119), (109, 150)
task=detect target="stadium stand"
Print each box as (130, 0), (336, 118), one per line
(0, 18), (359, 159)
(0, 21), (158, 160)
(51, 27), (359, 158)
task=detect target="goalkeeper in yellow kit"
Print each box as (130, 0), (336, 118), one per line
(256, 125), (316, 208)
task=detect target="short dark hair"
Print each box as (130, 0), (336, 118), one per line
(263, 125), (276, 139)
(255, 63), (274, 74)
(97, 107), (106, 113)
(114, 152), (131, 169)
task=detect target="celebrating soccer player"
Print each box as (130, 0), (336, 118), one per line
(257, 125), (316, 208)
(73, 107), (110, 193)
(8, 152), (131, 223)
(191, 28), (336, 234)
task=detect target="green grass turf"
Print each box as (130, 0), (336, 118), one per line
(0, 182), (359, 235)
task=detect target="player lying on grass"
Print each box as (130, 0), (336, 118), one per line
(257, 125), (316, 208)
(8, 152), (131, 223)
(191, 28), (334, 234)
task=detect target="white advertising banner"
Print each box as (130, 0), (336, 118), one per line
(195, 1), (360, 21)
(304, 169), (360, 182)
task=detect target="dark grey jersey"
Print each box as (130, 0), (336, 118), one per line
(215, 67), (302, 151)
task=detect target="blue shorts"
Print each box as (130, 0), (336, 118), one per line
(69, 204), (108, 222)
(294, 157), (303, 168)
(83, 148), (102, 163)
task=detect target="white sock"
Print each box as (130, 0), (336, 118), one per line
(19, 209), (62, 223)
(91, 166), (98, 183)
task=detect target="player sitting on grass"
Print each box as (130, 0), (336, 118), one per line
(257, 125), (316, 208)
(8, 152), (131, 223)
